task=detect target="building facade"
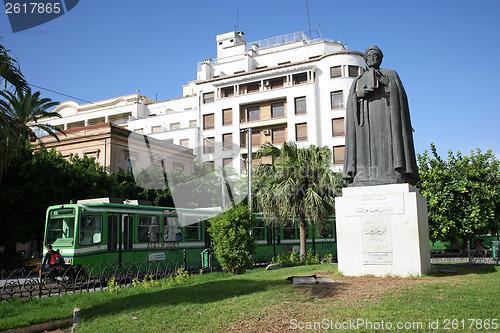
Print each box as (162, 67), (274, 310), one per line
(40, 31), (366, 174)
(35, 123), (195, 175)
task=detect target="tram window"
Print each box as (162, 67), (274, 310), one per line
(252, 222), (266, 240)
(46, 209), (75, 246)
(185, 218), (202, 241)
(318, 223), (333, 239)
(79, 214), (103, 246)
(163, 216), (182, 242)
(123, 216), (134, 250)
(282, 224), (297, 239)
(108, 216), (118, 251)
(138, 216), (160, 242)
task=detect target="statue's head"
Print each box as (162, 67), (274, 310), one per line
(365, 46), (383, 69)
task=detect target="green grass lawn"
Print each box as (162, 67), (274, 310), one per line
(0, 263), (499, 332)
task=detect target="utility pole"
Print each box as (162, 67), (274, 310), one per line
(247, 128), (252, 212)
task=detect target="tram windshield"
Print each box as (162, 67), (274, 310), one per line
(45, 208), (75, 246)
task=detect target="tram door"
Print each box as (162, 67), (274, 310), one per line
(107, 215), (119, 263)
(107, 214), (134, 264)
(121, 214), (135, 263)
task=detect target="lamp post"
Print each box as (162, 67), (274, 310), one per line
(247, 127), (252, 212)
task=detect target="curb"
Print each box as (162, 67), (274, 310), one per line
(1, 307), (80, 333)
(1, 318), (73, 333)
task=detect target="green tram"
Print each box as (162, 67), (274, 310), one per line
(43, 198), (338, 269)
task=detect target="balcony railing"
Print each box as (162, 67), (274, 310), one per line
(240, 113), (287, 124)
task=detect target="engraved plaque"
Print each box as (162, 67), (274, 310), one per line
(363, 252), (393, 265)
(361, 219), (393, 265)
(347, 193), (405, 217)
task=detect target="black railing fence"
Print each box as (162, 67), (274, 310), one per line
(1, 257), (214, 301)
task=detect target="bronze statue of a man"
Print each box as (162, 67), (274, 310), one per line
(343, 46), (419, 187)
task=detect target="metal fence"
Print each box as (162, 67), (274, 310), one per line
(430, 247), (500, 265)
(0, 258), (214, 301)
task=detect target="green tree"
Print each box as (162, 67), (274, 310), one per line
(417, 143), (500, 249)
(0, 43), (29, 182)
(0, 149), (121, 247)
(253, 142), (342, 260)
(208, 204), (255, 275)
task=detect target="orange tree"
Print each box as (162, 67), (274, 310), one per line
(417, 143), (500, 250)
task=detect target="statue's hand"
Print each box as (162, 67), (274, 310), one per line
(357, 88), (374, 98)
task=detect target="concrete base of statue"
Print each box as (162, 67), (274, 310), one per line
(335, 183), (430, 277)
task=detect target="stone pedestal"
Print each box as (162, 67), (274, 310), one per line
(335, 183), (430, 277)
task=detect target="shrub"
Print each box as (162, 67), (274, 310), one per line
(208, 204), (255, 275)
(272, 249), (322, 267)
(106, 276), (120, 293)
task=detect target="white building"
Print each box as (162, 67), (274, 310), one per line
(42, 31), (366, 174)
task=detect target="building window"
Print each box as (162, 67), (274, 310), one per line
(173, 163), (185, 172)
(348, 65), (360, 77)
(180, 139), (189, 147)
(170, 122), (180, 130)
(221, 86), (234, 98)
(252, 130), (261, 147)
(165, 139), (174, 144)
(269, 77), (284, 89)
(203, 92), (214, 104)
(252, 158), (263, 168)
(271, 102), (285, 118)
(203, 114), (215, 130)
(240, 132), (247, 148)
(135, 128), (144, 134)
(295, 97), (306, 115)
(333, 146), (345, 165)
(295, 123), (307, 141)
(223, 158), (232, 168)
(189, 120), (197, 127)
(272, 127), (286, 144)
(330, 66), (342, 78)
(247, 106), (260, 122)
(223, 133), (233, 150)
(332, 118), (345, 137)
(331, 91), (344, 110)
(293, 72), (308, 85)
(247, 82), (260, 93)
(204, 137), (214, 154)
(223, 108), (232, 126)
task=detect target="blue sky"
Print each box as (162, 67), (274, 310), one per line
(1, 0), (499, 158)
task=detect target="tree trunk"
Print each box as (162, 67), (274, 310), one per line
(299, 216), (307, 261)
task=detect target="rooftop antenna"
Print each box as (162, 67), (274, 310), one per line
(305, 0), (312, 38)
(234, 8), (239, 31)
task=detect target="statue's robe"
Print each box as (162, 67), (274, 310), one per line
(343, 68), (419, 186)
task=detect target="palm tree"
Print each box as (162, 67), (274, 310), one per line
(0, 87), (63, 143)
(0, 43), (27, 91)
(0, 43), (29, 182)
(253, 142), (343, 260)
